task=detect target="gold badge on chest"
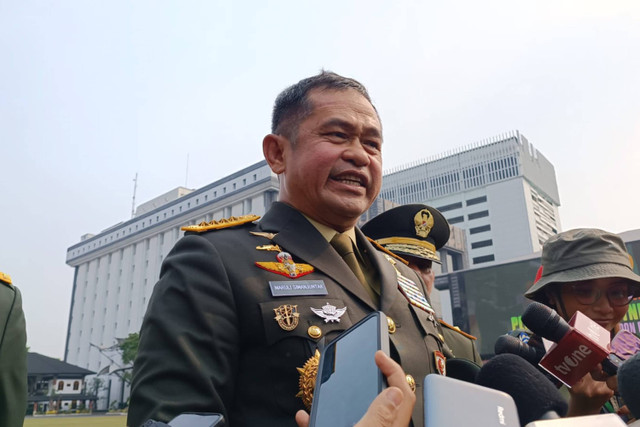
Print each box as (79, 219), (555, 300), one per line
(273, 304), (299, 331)
(256, 251), (314, 278)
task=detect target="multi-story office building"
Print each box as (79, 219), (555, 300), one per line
(65, 161), (279, 409)
(374, 131), (560, 267)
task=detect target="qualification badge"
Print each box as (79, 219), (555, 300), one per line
(434, 350), (447, 376)
(255, 251), (314, 279)
(274, 304), (299, 331)
(310, 302), (347, 323)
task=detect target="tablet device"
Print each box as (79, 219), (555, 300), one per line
(308, 311), (390, 427)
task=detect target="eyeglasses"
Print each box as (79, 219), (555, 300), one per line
(567, 283), (635, 307)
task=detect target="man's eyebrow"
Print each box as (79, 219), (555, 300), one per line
(319, 118), (382, 138)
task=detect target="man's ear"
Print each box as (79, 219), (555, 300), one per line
(263, 133), (287, 175)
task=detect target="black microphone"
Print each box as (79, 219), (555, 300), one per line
(618, 351), (640, 420)
(494, 334), (546, 365)
(521, 302), (569, 342)
(522, 302), (615, 385)
(476, 353), (568, 425)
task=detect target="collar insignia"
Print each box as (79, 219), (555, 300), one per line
(414, 209), (434, 238)
(274, 304), (299, 331)
(311, 302), (347, 323)
(255, 251), (314, 279)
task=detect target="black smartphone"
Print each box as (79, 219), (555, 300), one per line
(308, 311), (390, 427)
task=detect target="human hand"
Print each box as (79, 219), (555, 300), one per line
(295, 351), (415, 427)
(589, 362), (618, 392)
(567, 371), (615, 417)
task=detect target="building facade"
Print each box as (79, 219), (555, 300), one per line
(374, 131), (560, 267)
(64, 160), (279, 409)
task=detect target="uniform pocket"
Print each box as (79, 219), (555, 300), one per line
(260, 298), (354, 346)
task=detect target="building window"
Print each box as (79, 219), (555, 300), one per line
(205, 195), (208, 201)
(471, 239), (493, 249)
(448, 216), (464, 224)
(469, 225), (491, 234)
(73, 381), (79, 391)
(468, 210), (489, 220)
(58, 381), (64, 391)
(233, 183), (236, 190)
(436, 202), (462, 213)
(466, 196), (487, 206)
(473, 254), (495, 264)
(253, 174), (257, 181)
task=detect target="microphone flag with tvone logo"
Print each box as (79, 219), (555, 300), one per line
(538, 311), (610, 387)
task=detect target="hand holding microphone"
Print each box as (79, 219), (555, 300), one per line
(521, 302), (615, 386)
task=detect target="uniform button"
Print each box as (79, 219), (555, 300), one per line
(307, 326), (322, 339)
(387, 317), (396, 334)
(405, 374), (416, 393)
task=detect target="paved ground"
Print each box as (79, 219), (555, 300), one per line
(24, 414), (127, 426)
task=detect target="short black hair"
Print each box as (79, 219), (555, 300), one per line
(271, 70), (377, 141)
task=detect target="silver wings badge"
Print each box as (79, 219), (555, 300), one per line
(310, 303), (347, 323)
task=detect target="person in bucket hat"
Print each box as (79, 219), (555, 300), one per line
(525, 228), (640, 419)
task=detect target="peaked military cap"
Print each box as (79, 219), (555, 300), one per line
(362, 204), (450, 263)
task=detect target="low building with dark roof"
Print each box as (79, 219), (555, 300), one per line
(27, 352), (97, 413)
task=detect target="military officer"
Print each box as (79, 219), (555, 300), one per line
(0, 271), (28, 427)
(128, 71), (447, 427)
(362, 204), (482, 364)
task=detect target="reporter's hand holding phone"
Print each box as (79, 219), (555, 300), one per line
(295, 351), (415, 427)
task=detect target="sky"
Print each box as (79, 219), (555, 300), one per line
(1, 1), (639, 359)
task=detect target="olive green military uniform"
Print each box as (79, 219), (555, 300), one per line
(0, 272), (27, 427)
(439, 319), (482, 364)
(129, 203), (448, 427)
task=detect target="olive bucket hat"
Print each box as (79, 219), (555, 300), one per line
(525, 228), (640, 303)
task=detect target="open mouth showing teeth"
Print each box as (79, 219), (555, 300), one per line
(333, 174), (366, 187)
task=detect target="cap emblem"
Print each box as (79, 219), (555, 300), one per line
(414, 209), (434, 238)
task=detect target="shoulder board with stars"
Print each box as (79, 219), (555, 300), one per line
(0, 271), (13, 286)
(181, 215), (260, 233)
(438, 319), (477, 340)
(366, 237), (409, 265)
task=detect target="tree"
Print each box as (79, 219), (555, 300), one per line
(119, 332), (139, 365)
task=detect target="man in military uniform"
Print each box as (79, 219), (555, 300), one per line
(128, 72), (447, 427)
(362, 204), (482, 364)
(0, 271), (28, 427)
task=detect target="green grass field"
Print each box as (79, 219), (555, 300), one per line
(24, 414), (127, 426)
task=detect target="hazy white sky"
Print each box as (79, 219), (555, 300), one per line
(1, 1), (639, 359)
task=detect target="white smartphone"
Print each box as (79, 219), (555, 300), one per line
(308, 311), (390, 427)
(424, 374), (520, 427)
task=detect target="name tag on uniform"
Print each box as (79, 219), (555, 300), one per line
(270, 280), (328, 297)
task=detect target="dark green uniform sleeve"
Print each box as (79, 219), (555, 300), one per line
(0, 283), (28, 427)
(127, 235), (240, 427)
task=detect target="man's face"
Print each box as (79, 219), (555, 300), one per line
(405, 255), (434, 295)
(275, 88), (383, 231)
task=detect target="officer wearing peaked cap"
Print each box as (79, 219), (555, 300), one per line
(0, 271), (28, 427)
(362, 204), (482, 364)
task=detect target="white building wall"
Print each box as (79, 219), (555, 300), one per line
(374, 131), (561, 267)
(65, 161), (279, 409)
